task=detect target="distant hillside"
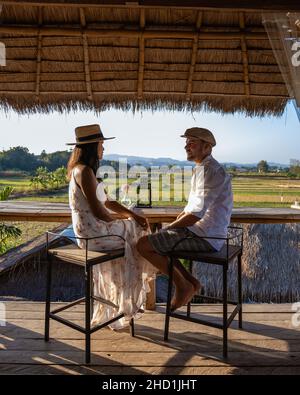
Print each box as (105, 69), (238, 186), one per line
(104, 154), (191, 167)
(104, 154), (289, 168)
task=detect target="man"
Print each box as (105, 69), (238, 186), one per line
(137, 127), (233, 310)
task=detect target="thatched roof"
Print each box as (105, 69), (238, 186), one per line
(0, 0), (298, 116)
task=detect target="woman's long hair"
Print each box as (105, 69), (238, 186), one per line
(67, 142), (99, 180)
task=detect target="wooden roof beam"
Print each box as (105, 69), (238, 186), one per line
(186, 10), (202, 101)
(79, 7), (93, 100)
(239, 12), (250, 96)
(0, 91), (289, 99)
(1, 1), (300, 12)
(35, 7), (43, 96)
(137, 8), (145, 100)
(0, 26), (268, 40)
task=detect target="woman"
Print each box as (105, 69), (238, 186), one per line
(67, 124), (156, 329)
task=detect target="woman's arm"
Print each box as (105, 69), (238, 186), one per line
(74, 165), (114, 222)
(105, 200), (149, 229)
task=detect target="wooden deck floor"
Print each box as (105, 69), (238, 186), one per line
(0, 302), (300, 375)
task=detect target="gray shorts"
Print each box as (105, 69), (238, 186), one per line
(148, 227), (217, 255)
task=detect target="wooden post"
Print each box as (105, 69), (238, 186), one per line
(146, 279), (156, 311)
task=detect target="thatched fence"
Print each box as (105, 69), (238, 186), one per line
(191, 223), (300, 303)
(0, 223), (299, 303)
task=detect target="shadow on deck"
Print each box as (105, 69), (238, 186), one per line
(0, 302), (300, 375)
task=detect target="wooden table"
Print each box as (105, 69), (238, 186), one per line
(1, 201), (300, 224)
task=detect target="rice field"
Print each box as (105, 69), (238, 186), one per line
(1, 175), (300, 207)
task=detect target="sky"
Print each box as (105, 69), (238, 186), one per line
(0, 101), (299, 164)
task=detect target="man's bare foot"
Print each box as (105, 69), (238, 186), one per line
(170, 281), (197, 311)
(190, 277), (201, 294)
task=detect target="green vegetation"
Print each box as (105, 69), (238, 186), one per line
(0, 186), (22, 254)
(1, 174), (299, 208)
(0, 146), (118, 173)
(0, 151), (299, 254)
(30, 166), (68, 190)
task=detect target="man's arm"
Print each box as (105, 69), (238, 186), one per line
(185, 166), (227, 219)
(165, 212), (199, 230)
(176, 210), (185, 220)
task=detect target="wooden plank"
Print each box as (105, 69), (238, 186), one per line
(1, 302), (300, 375)
(137, 9), (145, 100)
(0, 25), (269, 40)
(2, 337), (300, 353)
(1, 202), (300, 223)
(0, 91), (289, 100)
(3, 310), (295, 322)
(2, 319), (300, 340)
(1, 349), (300, 366)
(0, 224), (66, 275)
(3, 316), (297, 332)
(1, 0), (300, 12)
(1, 364), (298, 375)
(2, 302), (295, 313)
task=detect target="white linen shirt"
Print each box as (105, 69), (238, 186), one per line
(184, 155), (233, 251)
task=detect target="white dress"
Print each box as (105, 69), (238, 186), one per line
(69, 171), (156, 329)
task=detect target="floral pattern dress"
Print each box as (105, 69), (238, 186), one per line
(69, 171), (156, 329)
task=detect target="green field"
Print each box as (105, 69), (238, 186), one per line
(1, 174), (299, 253)
(1, 175), (300, 208)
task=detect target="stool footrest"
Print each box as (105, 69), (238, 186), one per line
(169, 303), (241, 331)
(50, 297), (85, 314)
(92, 295), (119, 310)
(90, 313), (125, 334)
(226, 304), (241, 328)
(169, 312), (223, 329)
(193, 294), (238, 305)
(49, 311), (126, 335)
(49, 313), (86, 334)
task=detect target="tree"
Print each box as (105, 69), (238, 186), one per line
(0, 146), (38, 171)
(30, 166), (50, 189)
(289, 159), (300, 177)
(52, 167), (68, 188)
(257, 160), (269, 173)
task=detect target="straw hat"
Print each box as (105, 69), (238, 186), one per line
(181, 127), (216, 146)
(67, 124), (115, 145)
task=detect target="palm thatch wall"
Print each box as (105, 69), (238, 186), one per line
(192, 223), (300, 303)
(0, 1), (295, 116)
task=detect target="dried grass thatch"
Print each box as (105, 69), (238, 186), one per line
(0, 2), (291, 116)
(193, 223), (300, 303)
(1, 223), (299, 303)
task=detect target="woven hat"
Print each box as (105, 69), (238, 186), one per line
(181, 127), (216, 146)
(67, 124), (115, 145)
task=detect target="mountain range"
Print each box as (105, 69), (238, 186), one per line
(104, 154), (289, 168)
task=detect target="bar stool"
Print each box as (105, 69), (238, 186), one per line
(44, 231), (134, 364)
(164, 226), (243, 358)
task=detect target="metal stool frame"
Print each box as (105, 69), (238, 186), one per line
(44, 231), (134, 364)
(164, 226), (243, 358)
